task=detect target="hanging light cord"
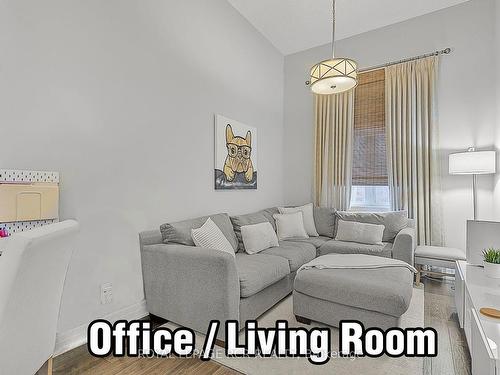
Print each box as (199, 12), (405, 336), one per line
(331, 0), (336, 58)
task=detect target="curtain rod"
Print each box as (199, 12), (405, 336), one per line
(305, 47), (451, 86)
(359, 47), (452, 73)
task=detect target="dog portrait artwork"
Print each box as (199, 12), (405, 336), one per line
(215, 115), (257, 190)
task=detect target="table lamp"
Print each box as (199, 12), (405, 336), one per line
(449, 148), (496, 220)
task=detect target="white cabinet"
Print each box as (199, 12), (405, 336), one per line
(455, 261), (500, 375)
(455, 262), (465, 328)
(471, 309), (497, 375)
(464, 289), (473, 348)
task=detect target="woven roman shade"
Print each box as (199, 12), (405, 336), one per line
(352, 69), (387, 186)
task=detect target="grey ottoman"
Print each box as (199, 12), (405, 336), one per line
(293, 255), (414, 329)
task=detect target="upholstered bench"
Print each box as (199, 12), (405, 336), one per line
(414, 245), (466, 284)
(292, 254), (414, 329)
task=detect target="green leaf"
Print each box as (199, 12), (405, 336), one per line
(483, 248), (500, 264)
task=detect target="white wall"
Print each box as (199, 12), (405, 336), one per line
(284, 0), (497, 250)
(0, 0), (284, 338)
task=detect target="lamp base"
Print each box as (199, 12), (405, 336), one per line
(472, 174), (477, 221)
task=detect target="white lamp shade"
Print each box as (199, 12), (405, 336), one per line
(449, 150), (496, 175)
(310, 58), (358, 95)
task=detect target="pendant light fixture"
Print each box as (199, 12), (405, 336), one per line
(309, 0), (358, 95)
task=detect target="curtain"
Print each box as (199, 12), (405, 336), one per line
(314, 91), (354, 210)
(385, 56), (443, 245)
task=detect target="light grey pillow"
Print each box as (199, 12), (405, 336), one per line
(313, 206), (336, 237)
(273, 212), (309, 240)
(335, 219), (384, 245)
(231, 211), (274, 252)
(160, 213), (238, 250)
(279, 203), (319, 237)
(241, 222), (279, 254)
(335, 211), (408, 242)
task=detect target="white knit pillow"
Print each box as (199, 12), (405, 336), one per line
(191, 218), (235, 256)
(335, 219), (385, 245)
(278, 203), (319, 237)
(273, 212), (309, 241)
(241, 222), (279, 254)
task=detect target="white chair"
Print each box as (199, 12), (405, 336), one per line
(0, 220), (79, 375)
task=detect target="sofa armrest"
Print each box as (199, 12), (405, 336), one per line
(392, 227), (416, 266)
(140, 244), (239, 337)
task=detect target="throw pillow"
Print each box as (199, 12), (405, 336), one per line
(278, 203), (319, 237)
(273, 212), (309, 241)
(335, 219), (385, 245)
(335, 211), (408, 242)
(191, 218), (235, 256)
(230, 211), (272, 252)
(241, 222), (279, 254)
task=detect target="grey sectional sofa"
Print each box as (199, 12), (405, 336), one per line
(139, 206), (415, 339)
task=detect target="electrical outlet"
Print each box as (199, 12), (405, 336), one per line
(100, 283), (113, 305)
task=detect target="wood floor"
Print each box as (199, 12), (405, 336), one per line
(54, 277), (471, 375)
(422, 277), (471, 375)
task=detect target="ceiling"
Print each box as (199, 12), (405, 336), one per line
(227, 0), (470, 55)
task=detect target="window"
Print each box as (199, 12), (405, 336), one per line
(350, 186), (390, 212)
(350, 69), (390, 211)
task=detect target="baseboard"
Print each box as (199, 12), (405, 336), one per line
(54, 299), (148, 356)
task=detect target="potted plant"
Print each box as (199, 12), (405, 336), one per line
(483, 248), (500, 278)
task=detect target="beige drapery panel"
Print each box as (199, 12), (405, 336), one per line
(385, 56), (443, 246)
(314, 92), (354, 210)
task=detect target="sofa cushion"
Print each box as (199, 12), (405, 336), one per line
(231, 207), (278, 252)
(261, 207), (280, 229)
(313, 207), (336, 237)
(282, 236), (330, 249)
(335, 211), (408, 242)
(415, 245), (466, 262)
(235, 253), (290, 297)
(294, 264), (413, 317)
(261, 241), (316, 272)
(319, 239), (393, 258)
(160, 213), (238, 250)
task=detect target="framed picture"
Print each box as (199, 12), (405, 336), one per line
(214, 114), (257, 190)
